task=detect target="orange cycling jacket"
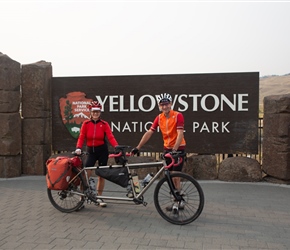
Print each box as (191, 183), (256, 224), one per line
(150, 110), (186, 150)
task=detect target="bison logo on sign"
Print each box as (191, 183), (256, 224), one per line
(59, 92), (92, 139)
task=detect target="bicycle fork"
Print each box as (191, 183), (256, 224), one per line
(164, 170), (184, 203)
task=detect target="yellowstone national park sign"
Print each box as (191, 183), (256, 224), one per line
(52, 72), (259, 154)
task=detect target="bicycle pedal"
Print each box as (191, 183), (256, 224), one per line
(143, 202), (148, 206)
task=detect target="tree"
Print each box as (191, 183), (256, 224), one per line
(64, 100), (73, 123)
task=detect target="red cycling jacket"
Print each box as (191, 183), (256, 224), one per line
(76, 119), (118, 149)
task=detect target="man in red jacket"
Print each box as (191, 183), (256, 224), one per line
(76, 101), (118, 208)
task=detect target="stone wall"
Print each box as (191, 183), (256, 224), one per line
(262, 94), (290, 184)
(1, 52), (289, 182)
(21, 61), (52, 175)
(0, 53), (22, 177)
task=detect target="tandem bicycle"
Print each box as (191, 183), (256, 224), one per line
(47, 145), (204, 225)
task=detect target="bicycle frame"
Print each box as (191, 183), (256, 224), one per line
(70, 151), (182, 205)
(75, 161), (164, 204)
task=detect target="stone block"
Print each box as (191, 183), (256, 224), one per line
(0, 53), (21, 91)
(264, 94), (290, 114)
(0, 113), (21, 155)
(22, 117), (51, 145)
(0, 154), (21, 178)
(218, 156), (262, 182)
(263, 136), (289, 155)
(187, 154), (217, 180)
(263, 94), (290, 181)
(22, 144), (51, 175)
(263, 113), (290, 137)
(21, 61), (52, 118)
(262, 148), (290, 180)
(0, 90), (21, 113)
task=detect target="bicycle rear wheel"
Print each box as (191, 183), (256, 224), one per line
(47, 176), (85, 213)
(154, 172), (204, 225)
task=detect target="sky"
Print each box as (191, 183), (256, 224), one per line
(1, 0), (290, 77)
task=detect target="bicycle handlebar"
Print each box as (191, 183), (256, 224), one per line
(164, 152), (185, 169)
(108, 152), (131, 158)
(71, 151), (88, 157)
(72, 150), (131, 158)
(72, 148), (184, 169)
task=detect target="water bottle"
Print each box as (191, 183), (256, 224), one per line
(132, 174), (140, 194)
(126, 181), (133, 198)
(89, 177), (97, 195)
(142, 173), (154, 187)
(126, 181), (132, 192)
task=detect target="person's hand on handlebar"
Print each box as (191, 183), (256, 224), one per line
(75, 148), (81, 155)
(131, 147), (139, 155)
(171, 149), (177, 154)
(113, 146), (123, 157)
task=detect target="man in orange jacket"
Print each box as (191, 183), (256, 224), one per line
(131, 93), (186, 193)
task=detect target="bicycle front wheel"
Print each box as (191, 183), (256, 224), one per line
(47, 176), (85, 213)
(154, 172), (204, 225)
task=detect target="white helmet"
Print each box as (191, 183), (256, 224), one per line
(156, 93), (172, 104)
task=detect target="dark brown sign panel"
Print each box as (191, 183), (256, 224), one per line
(52, 72), (259, 154)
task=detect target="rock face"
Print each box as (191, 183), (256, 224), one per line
(186, 154), (217, 180)
(0, 53), (21, 178)
(218, 156), (262, 182)
(21, 61), (52, 175)
(0, 113), (21, 155)
(0, 53), (21, 113)
(0, 155), (21, 178)
(262, 94), (290, 181)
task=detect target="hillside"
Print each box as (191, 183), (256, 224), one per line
(259, 74), (290, 114)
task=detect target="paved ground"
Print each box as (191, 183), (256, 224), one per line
(0, 176), (290, 250)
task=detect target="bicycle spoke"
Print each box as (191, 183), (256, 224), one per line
(47, 180), (84, 213)
(154, 172), (204, 225)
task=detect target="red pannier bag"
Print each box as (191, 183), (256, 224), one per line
(46, 157), (72, 190)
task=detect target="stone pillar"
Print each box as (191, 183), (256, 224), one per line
(0, 53), (22, 178)
(21, 61), (52, 175)
(262, 94), (290, 183)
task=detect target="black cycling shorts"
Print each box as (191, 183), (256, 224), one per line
(85, 144), (109, 167)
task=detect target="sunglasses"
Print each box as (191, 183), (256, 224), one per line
(159, 103), (170, 107)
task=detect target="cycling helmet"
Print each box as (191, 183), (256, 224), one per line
(87, 101), (102, 111)
(156, 93), (172, 104)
